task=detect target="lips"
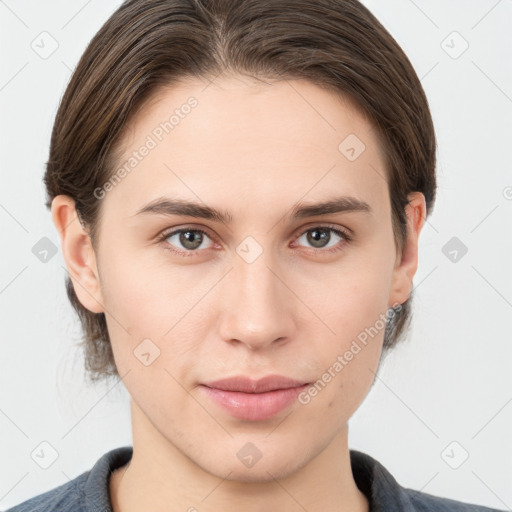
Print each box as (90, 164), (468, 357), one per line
(202, 375), (309, 393)
(199, 375), (311, 421)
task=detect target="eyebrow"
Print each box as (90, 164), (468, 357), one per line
(133, 195), (372, 224)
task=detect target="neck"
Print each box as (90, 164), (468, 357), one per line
(110, 400), (369, 512)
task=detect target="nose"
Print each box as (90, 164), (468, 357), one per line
(217, 248), (296, 351)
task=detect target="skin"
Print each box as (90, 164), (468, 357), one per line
(52, 74), (425, 512)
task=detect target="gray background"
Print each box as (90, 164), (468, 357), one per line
(0, 0), (511, 509)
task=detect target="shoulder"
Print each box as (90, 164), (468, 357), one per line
(2, 474), (87, 512)
(3, 446), (133, 512)
(402, 487), (506, 512)
(349, 449), (506, 512)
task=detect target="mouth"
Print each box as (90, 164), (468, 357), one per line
(199, 375), (311, 421)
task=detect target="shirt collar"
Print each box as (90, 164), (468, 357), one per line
(350, 449), (416, 511)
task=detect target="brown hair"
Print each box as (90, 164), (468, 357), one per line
(44, 0), (436, 383)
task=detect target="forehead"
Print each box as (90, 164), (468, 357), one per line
(102, 75), (389, 223)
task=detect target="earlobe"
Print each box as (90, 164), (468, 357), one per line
(51, 195), (105, 314)
(388, 191), (427, 307)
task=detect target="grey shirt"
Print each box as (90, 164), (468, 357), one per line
(3, 446), (506, 511)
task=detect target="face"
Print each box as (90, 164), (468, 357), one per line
(56, 75), (424, 482)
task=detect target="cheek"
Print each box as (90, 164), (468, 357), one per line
(310, 249), (394, 342)
(98, 244), (178, 329)
(299, 287), (386, 424)
(98, 248), (209, 376)
(96, 249), (166, 368)
(100, 231), (393, 375)
(301, 248), (393, 401)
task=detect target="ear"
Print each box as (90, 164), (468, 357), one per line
(51, 195), (105, 313)
(388, 191), (427, 308)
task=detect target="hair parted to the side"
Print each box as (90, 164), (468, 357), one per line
(44, 0), (437, 383)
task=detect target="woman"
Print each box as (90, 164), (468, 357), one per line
(5, 0), (505, 511)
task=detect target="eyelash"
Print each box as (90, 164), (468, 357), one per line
(156, 224), (352, 258)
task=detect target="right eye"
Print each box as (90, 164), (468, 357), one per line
(157, 227), (217, 257)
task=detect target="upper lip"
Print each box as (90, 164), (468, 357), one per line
(202, 375), (309, 393)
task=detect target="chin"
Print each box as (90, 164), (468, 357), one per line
(195, 441), (313, 484)
(214, 460), (298, 484)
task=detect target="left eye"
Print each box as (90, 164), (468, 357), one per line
(295, 226), (349, 251)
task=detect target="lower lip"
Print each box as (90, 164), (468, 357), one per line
(199, 384), (310, 421)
